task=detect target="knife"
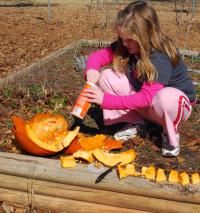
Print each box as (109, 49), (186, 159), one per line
(95, 162), (121, 184)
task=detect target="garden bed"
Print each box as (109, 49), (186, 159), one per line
(0, 39), (199, 212)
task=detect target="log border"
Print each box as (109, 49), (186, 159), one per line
(0, 152), (199, 213)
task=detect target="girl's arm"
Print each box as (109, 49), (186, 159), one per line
(102, 82), (164, 110)
(84, 46), (114, 78)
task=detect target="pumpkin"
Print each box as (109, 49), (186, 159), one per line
(141, 167), (148, 176)
(64, 133), (83, 155)
(12, 113), (79, 156)
(168, 170), (179, 183)
(145, 166), (156, 180)
(191, 173), (200, 185)
(79, 134), (106, 151)
(179, 172), (190, 186)
(156, 168), (166, 182)
(92, 149), (136, 167)
(60, 156), (76, 168)
(73, 150), (94, 163)
(103, 138), (123, 151)
(117, 164), (140, 179)
(117, 164), (136, 179)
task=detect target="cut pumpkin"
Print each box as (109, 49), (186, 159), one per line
(145, 166), (156, 180)
(103, 138), (123, 151)
(156, 168), (166, 182)
(168, 170), (179, 183)
(79, 134), (106, 151)
(179, 172), (190, 186)
(64, 133), (84, 155)
(60, 156), (76, 168)
(73, 150), (94, 163)
(12, 114), (79, 156)
(191, 173), (200, 185)
(92, 149), (136, 167)
(141, 167), (148, 176)
(118, 164), (136, 179)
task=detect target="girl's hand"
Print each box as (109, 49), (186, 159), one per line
(86, 69), (100, 84)
(84, 86), (104, 105)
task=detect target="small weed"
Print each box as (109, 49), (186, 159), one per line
(47, 93), (67, 112)
(27, 84), (44, 101)
(3, 87), (13, 98)
(32, 107), (44, 114)
(5, 120), (13, 129)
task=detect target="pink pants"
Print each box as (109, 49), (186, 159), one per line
(98, 69), (192, 147)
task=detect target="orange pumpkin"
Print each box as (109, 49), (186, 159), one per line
(103, 138), (123, 151)
(12, 113), (79, 156)
(64, 133), (84, 155)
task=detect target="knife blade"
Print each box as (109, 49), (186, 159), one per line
(95, 162), (121, 184)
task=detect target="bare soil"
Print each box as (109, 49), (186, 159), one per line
(0, 1), (200, 212)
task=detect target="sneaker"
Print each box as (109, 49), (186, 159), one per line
(161, 133), (180, 157)
(114, 123), (146, 141)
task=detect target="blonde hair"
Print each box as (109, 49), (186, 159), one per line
(113, 0), (180, 82)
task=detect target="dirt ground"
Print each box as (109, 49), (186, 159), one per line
(0, 0), (200, 78)
(0, 0), (200, 212)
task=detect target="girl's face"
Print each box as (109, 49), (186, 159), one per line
(117, 27), (140, 54)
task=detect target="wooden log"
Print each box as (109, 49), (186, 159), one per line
(0, 174), (200, 213)
(0, 152), (199, 206)
(0, 188), (148, 213)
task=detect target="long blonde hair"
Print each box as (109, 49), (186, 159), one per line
(113, 0), (180, 82)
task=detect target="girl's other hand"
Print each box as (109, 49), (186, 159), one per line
(84, 86), (104, 105)
(86, 69), (100, 84)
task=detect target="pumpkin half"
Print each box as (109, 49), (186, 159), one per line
(12, 113), (79, 156)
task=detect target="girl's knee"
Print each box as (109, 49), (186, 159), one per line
(98, 68), (134, 95)
(153, 87), (183, 107)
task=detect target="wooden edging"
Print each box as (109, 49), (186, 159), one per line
(0, 152), (199, 213)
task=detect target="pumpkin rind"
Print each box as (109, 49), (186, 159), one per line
(92, 149), (136, 167)
(103, 138), (123, 151)
(79, 134), (106, 150)
(12, 116), (56, 155)
(12, 114), (79, 156)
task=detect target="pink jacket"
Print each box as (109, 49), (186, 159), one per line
(85, 46), (164, 110)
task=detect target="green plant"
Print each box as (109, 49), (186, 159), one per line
(3, 87), (13, 99)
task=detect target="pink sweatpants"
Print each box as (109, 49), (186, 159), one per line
(98, 69), (192, 147)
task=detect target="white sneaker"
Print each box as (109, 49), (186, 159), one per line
(161, 133), (180, 157)
(114, 123), (146, 141)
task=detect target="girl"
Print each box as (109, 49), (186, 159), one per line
(84, 0), (196, 157)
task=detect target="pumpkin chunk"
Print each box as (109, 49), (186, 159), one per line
(141, 166), (148, 176)
(156, 168), (166, 182)
(73, 150), (94, 163)
(168, 170), (179, 183)
(179, 172), (190, 186)
(79, 134), (106, 150)
(93, 149), (136, 167)
(118, 164), (136, 179)
(60, 156), (76, 168)
(145, 166), (156, 180)
(103, 138), (123, 151)
(191, 173), (200, 185)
